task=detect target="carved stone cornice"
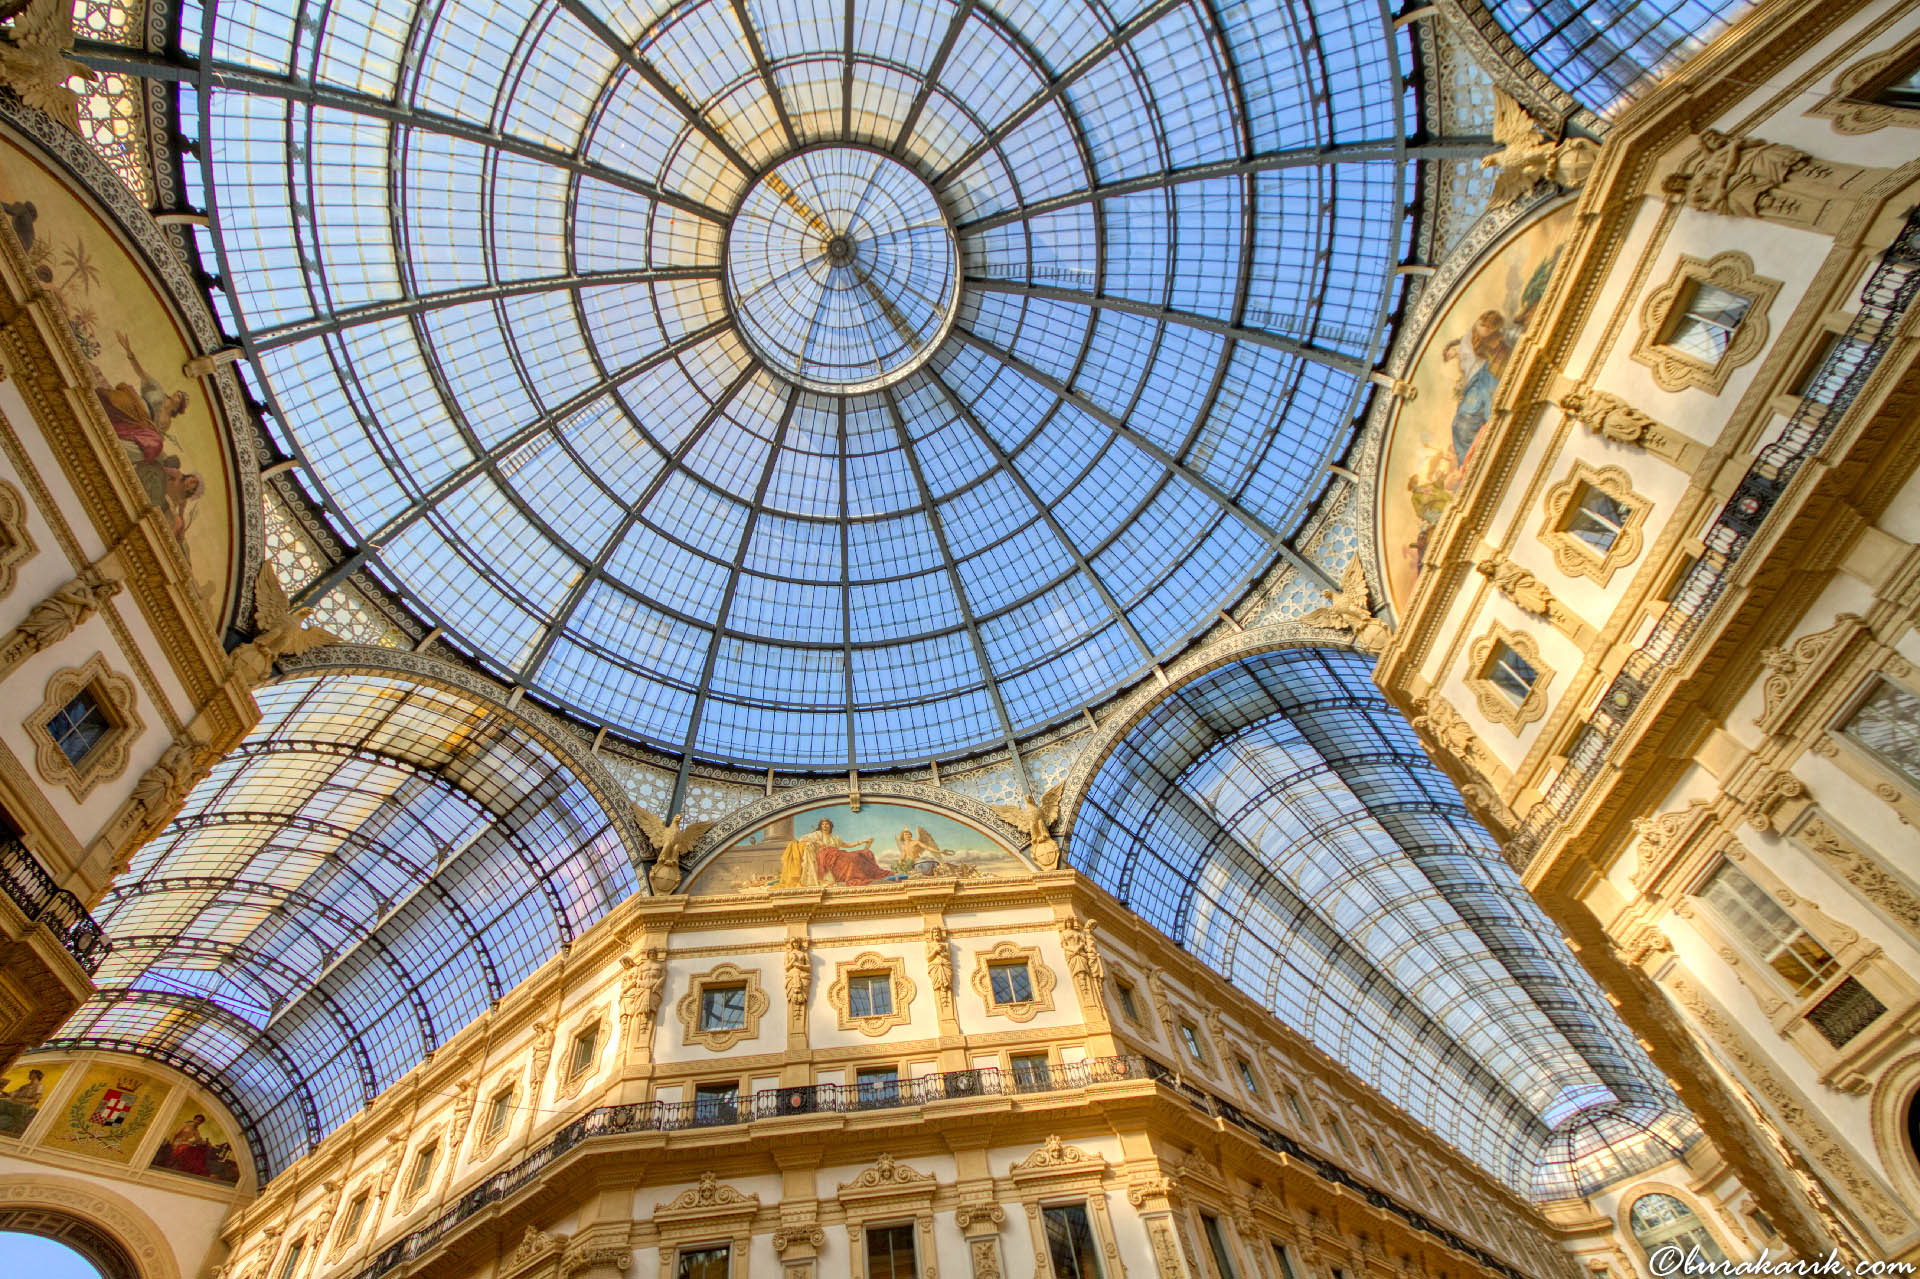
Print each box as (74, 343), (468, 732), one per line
(1754, 614), (1870, 736)
(652, 1172), (759, 1225)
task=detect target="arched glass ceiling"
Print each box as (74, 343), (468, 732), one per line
(1529, 1102), (1700, 1202)
(47, 672), (638, 1178)
(175, 0), (1434, 771)
(1482, 0), (1754, 114)
(1070, 646), (1674, 1194)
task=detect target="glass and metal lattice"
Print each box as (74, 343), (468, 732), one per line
(170, 0), (1426, 771)
(47, 671), (639, 1177)
(1072, 646), (1682, 1195)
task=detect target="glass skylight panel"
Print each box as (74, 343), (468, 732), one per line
(183, 0), (1430, 769)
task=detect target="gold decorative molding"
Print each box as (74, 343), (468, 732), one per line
(1558, 387), (1702, 469)
(1465, 623), (1553, 733)
(0, 479), (36, 599)
(826, 950), (916, 1037)
(1791, 812), (1920, 946)
(556, 1009), (607, 1101)
(1754, 614), (1866, 734)
(0, 569), (122, 680)
(968, 940), (1056, 1023)
(1538, 461), (1649, 584)
(1660, 132), (1875, 230)
(1809, 37), (1920, 135)
(656, 1171), (759, 1219)
(838, 1152), (936, 1197)
(1666, 976), (1908, 1240)
(618, 945), (667, 1045)
(26, 651), (142, 801)
(675, 961), (768, 1051)
(1010, 1134), (1105, 1177)
(1631, 251), (1781, 394)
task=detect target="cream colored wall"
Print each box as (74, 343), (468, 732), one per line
(1380, 0), (1920, 1260)
(192, 875), (1578, 1279)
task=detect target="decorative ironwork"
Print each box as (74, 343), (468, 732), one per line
(0, 832), (106, 971)
(341, 1054), (1547, 1279)
(1513, 208), (1920, 865)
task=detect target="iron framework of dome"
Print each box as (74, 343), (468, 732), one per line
(159, 0), (1459, 772)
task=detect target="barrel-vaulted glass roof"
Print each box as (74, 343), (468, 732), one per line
(1071, 647), (1677, 1195)
(173, 0), (1439, 770)
(49, 671), (638, 1177)
(1482, 0), (1754, 116)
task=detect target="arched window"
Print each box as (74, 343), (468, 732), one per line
(1628, 1193), (1726, 1269)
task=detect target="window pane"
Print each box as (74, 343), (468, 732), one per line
(850, 973), (893, 1017)
(485, 1092), (511, 1136)
(1567, 485), (1629, 552)
(1842, 680), (1920, 788)
(1687, 283), (1750, 329)
(676, 1245), (729, 1279)
(1043, 1203), (1103, 1279)
(856, 1067), (899, 1106)
(865, 1223), (918, 1279)
(1697, 862), (1835, 997)
(700, 985), (747, 1031)
(989, 962), (1033, 1003)
(47, 691), (109, 765)
(693, 1083), (738, 1123)
(1484, 642), (1536, 703)
(1272, 1244), (1298, 1279)
(1202, 1215), (1240, 1279)
(1011, 1053), (1050, 1089)
(571, 1028), (597, 1074)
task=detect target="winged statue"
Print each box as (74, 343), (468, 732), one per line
(991, 782), (1064, 870)
(1302, 560), (1391, 654)
(0, 0), (93, 128)
(633, 808), (714, 894)
(1480, 89), (1598, 208)
(230, 564), (339, 686)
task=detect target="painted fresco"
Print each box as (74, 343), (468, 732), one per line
(39, 1061), (170, 1163)
(149, 1098), (242, 1184)
(0, 1058), (65, 1137)
(1378, 202), (1577, 614)
(0, 131), (235, 623)
(689, 801), (1029, 893)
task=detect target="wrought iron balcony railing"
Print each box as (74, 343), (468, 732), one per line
(0, 834), (106, 972)
(1511, 207), (1920, 866)
(347, 1053), (1542, 1279)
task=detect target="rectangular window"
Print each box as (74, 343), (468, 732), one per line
(1010, 1052), (1050, 1090)
(1563, 482), (1631, 554)
(1697, 861), (1838, 997)
(483, 1089), (512, 1139)
(1115, 981), (1140, 1022)
(1234, 1057), (1262, 1099)
(1042, 1203), (1104, 1279)
(1482, 641), (1538, 705)
(46, 688), (110, 766)
(569, 1024), (598, 1078)
(1330, 1116), (1357, 1156)
(856, 1066), (900, 1106)
(848, 972), (894, 1018)
(1365, 1141), (1389, 1177)
(865, 1222), (918, 1279)
(1271, 1243), (1299, 1279)
(278, 1239), (305, 1279)
(693, 1081), (739, 1125)
(1840, 679), (1920, 790)
(1201, 1215), (1239, 1279)
(699, 984), (747, 1032)
(1664, 281), (1752, 363)
(1179, 1022), (1207, 1063)
(405, 1142), (436, 1196)
(988, 961), (1034, 1004)
(675, 1244), (729, 1279)
(1283, 1088), (1309, 1129)
(337, 1193), (367, 1244)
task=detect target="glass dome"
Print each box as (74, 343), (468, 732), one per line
(180, 0), (1424, 769)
